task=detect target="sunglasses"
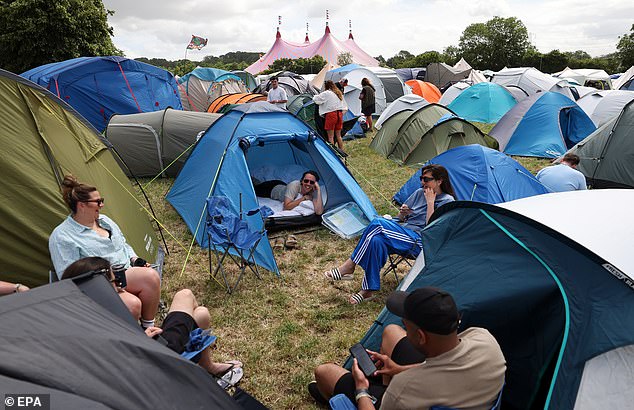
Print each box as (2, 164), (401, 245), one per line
(420, 176), (435, 182)
(302, 179), (316, 185)
(83, 198), (105, 205)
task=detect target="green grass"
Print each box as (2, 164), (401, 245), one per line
(139, 132), (547, 408)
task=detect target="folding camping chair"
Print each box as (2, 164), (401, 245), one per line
(206, 195), (268, 294)
(381, 253), (415, 286)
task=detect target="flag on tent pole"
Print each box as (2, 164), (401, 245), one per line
(187, 35), (208, 50)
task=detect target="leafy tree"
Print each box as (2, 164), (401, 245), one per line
(413, 51), (443, 67)
(541, 50), (568, 73)
(337, 52), (353, 66)
(375, 55), (387, 67)
(0, 0), (120, 73)
(442, 46), (461, 66)
(386, 50), (414, 68)
(564, 50), (591, 61)
(263, 56), (327, 75)
(617, 24), (634, 70)
(458, 16), (532, 70)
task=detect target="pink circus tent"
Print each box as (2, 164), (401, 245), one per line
(246, 25), (378, 75)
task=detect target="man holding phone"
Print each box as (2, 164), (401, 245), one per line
(310, 287), (506, 409)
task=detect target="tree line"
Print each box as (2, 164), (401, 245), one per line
(0, 1), (632, 76)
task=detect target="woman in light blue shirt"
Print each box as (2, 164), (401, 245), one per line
(49, 175), (160, 328)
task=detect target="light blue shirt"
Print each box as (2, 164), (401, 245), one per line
(48, 214), (137, 278)
(536, 164), (587, 192)
(402, 189), (454, 233)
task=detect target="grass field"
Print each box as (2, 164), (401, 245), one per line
(141, 133), (550, 408)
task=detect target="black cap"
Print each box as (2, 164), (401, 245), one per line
(386, 287), (459, 335)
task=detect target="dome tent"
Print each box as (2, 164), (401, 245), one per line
(177, 67), (246, 112)
(447, 82), (517, 123)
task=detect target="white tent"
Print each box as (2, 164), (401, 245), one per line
(438, 81), (471, 106)
(453, 57), (472, 71)
(576, 90), (634, 127)
(326, 67), (388, 116)
(492, 67), (575, 100)
(612, 66), (634, 90)
(554, 67), (613, 89)
(375, 94), (428, 129)
(310, 62), (339, 90)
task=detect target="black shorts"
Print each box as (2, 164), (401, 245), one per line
(333, 336), (425, 407)
(362, 104), (375, 116)
(160, 311), (197, 354)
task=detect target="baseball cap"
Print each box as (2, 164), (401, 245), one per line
(386, 287), (460, 335)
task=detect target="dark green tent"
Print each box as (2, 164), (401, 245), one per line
(564, 99), (634, 188)
(0, 69), (160, 286)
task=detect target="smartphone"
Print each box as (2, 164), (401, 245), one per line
(349, 343), (377, 377)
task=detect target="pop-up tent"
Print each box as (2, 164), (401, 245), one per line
(374, 94), (428, 130)
(365, 66), (410, 104)
(372, 104), (498, 166)
(166, 102), (377, 273)
(425, 62), (471, 90)
(576, 90), (634, 127)
(563, 99), (634, 188)
(0, 69), (160, 287)
(0, 276), (241, 409)
(21, 56), (182, 132)
(393, 145), (550, 204)
(447, 82), (517, 123)
(177, 67), (246, 112)
(325, 65), (389, 115)
(553, 67), (613, 90)
(490, 92), (596, 158)
(612, 66), (634, 90)
(254, 71), (319, 97)
(437, 81), (470, 106)
(405, 80), (441, 103)
(491, 67), (574, 100)
(357, 190), (634, 410)
(105, 108), (222, 177)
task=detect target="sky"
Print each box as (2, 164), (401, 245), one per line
(101, 0), (633, 62)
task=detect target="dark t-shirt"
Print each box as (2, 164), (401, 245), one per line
(360, 85), (376, 109)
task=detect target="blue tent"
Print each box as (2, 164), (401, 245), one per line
(166, 102), (377, 274)
(357, 191), (634, 409)
(447, 82), (517, 123)
(393, 145), (550, 204)
(490, 92), (595, 158)
(178, 67), (241, 85)
(21, 56), (182, 132)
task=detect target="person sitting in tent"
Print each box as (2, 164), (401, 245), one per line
(266, 76), (288, 107)
(324, 164), (455, 304)
(0, 280), (29, 295)
(536, 153), (587, 192)
(309, 287), (506, 409)
(62, 256), (244, 383)
(269, 170), (324, 216)
(313, 80), (348, 151)
(359, 78), (376, 131)
(48, 175), (161, 329)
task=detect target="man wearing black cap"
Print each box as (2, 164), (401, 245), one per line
(310, 287), (505, 409)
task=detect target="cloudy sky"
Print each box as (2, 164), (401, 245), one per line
(102, 0), (633, 61)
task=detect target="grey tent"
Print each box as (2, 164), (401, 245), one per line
(563, 99), (634, 188)
(425, 62), (471, 91)
(105, 108), (221, 177)
(0, 276), (241, 409)
(0, 69), (160, 287)
(255, 71), (319, 96)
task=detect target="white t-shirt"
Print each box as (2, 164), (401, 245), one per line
(267, 87), (288, 107)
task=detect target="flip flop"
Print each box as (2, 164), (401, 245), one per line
(323, 267), (353, 281)
(211, 360), (243, 378)
(285, 234), (298, 249)
(349, 292), (376, 305)
(217, 366), (244, 390)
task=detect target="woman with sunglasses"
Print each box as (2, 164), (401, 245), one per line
(270, 170), (324, 216)
(49, 175), (161, 328)
(324, 164), (455, 304)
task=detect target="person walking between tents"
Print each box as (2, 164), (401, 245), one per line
(359, 78), (376, 131)
(49, 175), (161, 329)
(536, 153), (587, 192)
(313, 80), (348, 151)
(266, 76), (288, 107)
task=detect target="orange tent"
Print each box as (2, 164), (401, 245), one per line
(207, 93), (266, 113)
(406, 80), (441, 103)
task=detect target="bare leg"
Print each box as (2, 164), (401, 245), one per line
(334, 130), (344, 150)
(326, 129), (335, 145)
(125, 267), (161, 321)
(337, 258), (356, 275)
(366, 115), (373, 130)
(118, 290), (142, 319)
(314, 363), (349, 399)
(379, 324), (407, 384)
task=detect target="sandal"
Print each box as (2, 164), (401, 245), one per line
(349, 292), (376, 305)
(217, 366), (244, 390)
(285, 234), (298, 249)
(323, 268), (353, 281)
(272, 237), (284, 250)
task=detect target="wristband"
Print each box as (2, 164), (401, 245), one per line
(14, 283), (22, 293)
(355, 389), (377, 404)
